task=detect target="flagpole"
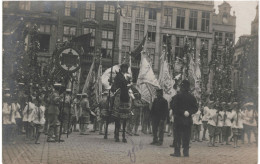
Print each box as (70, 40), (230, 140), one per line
(104, 1), (119, 139)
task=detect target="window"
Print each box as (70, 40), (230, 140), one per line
(101, 41), (113, 58)
(3, 2), (8, 8)
(201, 11), (210, 32)
(177, 9), (185, 29)
(83, 27), (95, 37)
(188, 37), (196, 48)
(136, 7), (145, 19)
(149, 9), (156, 20)
(225, 33), (233, 44)
(101, 30), (113, 58)
(39, 25), (51, 33)
(65, 2), (77, 17)
(147, 48), (155, 67)
(19, 2), (30, 10)
(63, 26), (76, 42)
(214, 32), (223, 44)
(86, 2), (95, 19)
(162, 35), (172, 45)
(122, 5), (132, 17)
(38, 34), (50, 52)
(163, 8), (172, 27)
(122, 45), (130, 59)
(201, 38), (209, 65)
(102, 31), (113, 39)
(123, 23), (131, 40)
(189, 10), (198, 30)
(135, 24), (144, 40)
(175, 36), (184, 59)
(148, 25), (156, 42)
(103, 5), (115, 21)
(43, 2), (51, 13)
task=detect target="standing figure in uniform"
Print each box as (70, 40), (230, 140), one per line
(79, 93), (90, 135)
(47, 84), (63, 142)
(71, 94), (81, 132)
(62, 89), (72, 134)
(170, 80), (198, 157)
(98, 91), (109, 135)
(150, 89), (168, 146)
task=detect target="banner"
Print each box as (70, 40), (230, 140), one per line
(82, 60), (95, 94)
(95, 64), (102, 103)
(158, 51), (176, 103)
(136, 52), (160, 104)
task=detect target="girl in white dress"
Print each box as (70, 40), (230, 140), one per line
(231, 102), (244, 148)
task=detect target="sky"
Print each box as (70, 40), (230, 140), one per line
(214, 0), (258, 42)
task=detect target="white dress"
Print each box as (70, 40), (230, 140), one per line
(3, 103), (16, 125)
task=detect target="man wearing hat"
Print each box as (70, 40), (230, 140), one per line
(150, 89), (169, 146)
(97, 91), (109, 135)
(79, 93), (90, 135)
(111, 64), (130, 102)
(71, 94), (81, 132)
(62, 89), (72, 134)
(170, 80), (198, 157)
(47, 84), (63, 142)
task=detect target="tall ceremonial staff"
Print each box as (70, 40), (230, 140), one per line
(53, 47), (81, 142)
(67, 77), (75, 138)
(104, 1), (121, 139)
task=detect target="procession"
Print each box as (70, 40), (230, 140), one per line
(2, 1), (258, 164)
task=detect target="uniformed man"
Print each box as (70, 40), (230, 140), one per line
(47, 83), (63, 142)
(62, 89), (72, 134)
(71, 94), (81, 132)
(98, 91), (109, 135)
(79, 93), (90, 135)
(130, 93), (144, 136)
(150, 89), (169, 146)
(170, 80), (198, 157)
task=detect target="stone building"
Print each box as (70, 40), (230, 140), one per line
(3, 1), (237, 92)
(232, 5), (258, 104)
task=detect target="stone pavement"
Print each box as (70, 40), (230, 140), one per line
(2, 124), (258, 164)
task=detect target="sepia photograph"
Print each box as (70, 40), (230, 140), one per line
(2, 0), (259, 163)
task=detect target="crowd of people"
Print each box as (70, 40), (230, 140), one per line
(2, 79), (258, 157)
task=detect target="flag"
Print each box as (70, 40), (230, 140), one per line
(136, 52), (160, 104)
(70, 33), (91, 54)
(82, 60), (95, 94)
(95, 64), (102, 103)
(130, 34), (147, 60)
(188, 57), (201, 100)
(158, 50), (176, 103)
(72, 68), (81, 94)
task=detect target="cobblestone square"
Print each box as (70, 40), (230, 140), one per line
(2, 125), (258, 164)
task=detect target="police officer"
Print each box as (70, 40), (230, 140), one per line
(170, 80), (198, 157)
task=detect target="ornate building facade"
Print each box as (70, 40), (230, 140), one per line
(232, 5), (258, 104)
(3, 1), (237, 92)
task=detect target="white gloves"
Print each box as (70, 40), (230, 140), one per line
(184, 111), (190, 117)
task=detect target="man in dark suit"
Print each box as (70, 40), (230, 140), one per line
(170, 80), (198, 157)
(150, 89), (169, 146)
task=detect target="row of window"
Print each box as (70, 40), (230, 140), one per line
(164, 9), (210, 31)
(214, 32), (234, 44)
(7, 1), (210, 31)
